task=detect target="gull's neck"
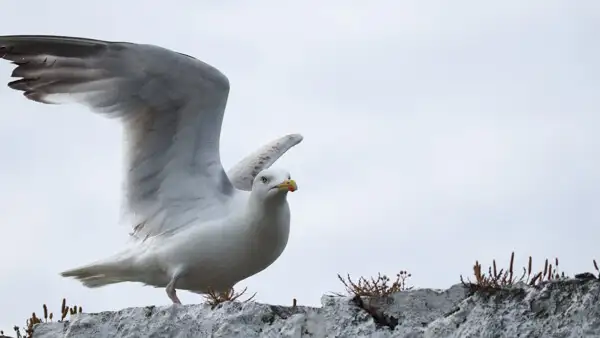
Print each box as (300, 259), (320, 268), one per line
(247, 192), (289, 218)
(237, 191), (291, 274)
(243, 191), (291, 235)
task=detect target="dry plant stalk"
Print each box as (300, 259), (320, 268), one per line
(460, 252), (567, 292)
(593, 259), (600, 279)
(11, 298), (84, 338)
(42, 305), (48, 322)
(61, 298), (68, 321)
(202, 287), (256, 307)
(24, 312), (41, 338)
(336, 271), (413, 297)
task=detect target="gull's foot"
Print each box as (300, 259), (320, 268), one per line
(170, 295), (182, 305)
(202, 287), (256, 307)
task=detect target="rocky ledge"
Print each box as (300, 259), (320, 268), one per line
(31, 277), (600, 338)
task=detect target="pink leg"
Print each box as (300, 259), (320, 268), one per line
(166, 273), (182, 305)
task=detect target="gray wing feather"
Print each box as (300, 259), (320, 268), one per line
(227, 134), (303, 191)
(0, 35), (235, 240)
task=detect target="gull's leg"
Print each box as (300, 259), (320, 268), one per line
(166, 268), (185, 305)
(166, 280), (181, 304)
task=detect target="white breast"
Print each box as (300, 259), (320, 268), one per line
(147, 195), (291, 293)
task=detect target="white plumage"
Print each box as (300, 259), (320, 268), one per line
(0, 35), (303, 304)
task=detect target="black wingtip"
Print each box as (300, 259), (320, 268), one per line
(24, 91), (56, 104)
(0, 35), (109, 59)
(7, 78), (31, 91)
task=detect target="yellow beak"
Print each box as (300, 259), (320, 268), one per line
(277, 179), (298, 192)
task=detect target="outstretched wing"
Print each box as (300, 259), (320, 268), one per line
(227, 134), (303, 191)
(0, 35), (235, 240)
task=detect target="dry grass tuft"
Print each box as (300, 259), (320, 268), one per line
(460, 252), (568, 293)
(332, 271), (410, 330)
(11, 298), (83, 338)
(335, 270), (413, 297)
(202, 287), (256, 308)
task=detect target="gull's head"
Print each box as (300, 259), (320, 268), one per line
(251, 168), (298, 199)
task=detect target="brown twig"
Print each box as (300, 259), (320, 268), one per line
(335, 271), (413, 297)
(460, 252), (568, 293)
(202, 287), (257, 308)
(9, 298), (84, 338)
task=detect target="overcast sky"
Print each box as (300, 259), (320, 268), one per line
(1, 0), (599, 333)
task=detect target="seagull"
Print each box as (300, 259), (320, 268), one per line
(0, 35), (303, 304)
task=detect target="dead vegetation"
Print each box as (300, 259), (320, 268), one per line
(11, 298), (83, 338)
(332, 271), (411, 331)
(202, 287), (256, 308)
(460, 252), (568, 293)
(335, 270), (413, 297)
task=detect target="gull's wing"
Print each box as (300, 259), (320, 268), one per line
(227, 134), (303, 191)
(0, 35), (235, 240)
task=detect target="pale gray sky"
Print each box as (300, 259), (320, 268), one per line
(1, 0), (599, 332)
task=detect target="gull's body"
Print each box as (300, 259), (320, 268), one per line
(0, 35), (303, 303)
(90, 183), (291, 297)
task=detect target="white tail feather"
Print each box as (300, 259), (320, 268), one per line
(61, 257), (135, 289)
(80, 276), (125, 288)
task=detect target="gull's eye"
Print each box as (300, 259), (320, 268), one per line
(260, 176), (268, 184)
